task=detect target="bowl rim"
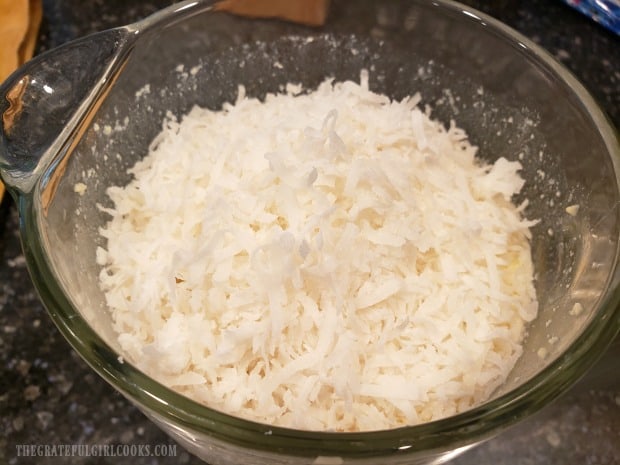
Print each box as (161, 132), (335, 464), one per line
(17, 0), (620, 459)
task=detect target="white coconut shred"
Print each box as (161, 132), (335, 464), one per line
(97, 71), (538, 432)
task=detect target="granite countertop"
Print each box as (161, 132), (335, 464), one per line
(0, 1), (619, 464)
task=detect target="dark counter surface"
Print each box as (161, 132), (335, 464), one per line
(0, 1), (618, 464)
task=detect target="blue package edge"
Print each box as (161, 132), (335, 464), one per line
(561, 0), (620, 35)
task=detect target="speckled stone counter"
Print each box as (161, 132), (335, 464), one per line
(0, 1), (618, 464)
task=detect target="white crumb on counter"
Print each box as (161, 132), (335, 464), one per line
(73, 182), (87, 195)
(546, 430), (561, 447)
(565, 204), (580, 216)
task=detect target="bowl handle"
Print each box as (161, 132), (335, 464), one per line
(0, 27), (134, 197)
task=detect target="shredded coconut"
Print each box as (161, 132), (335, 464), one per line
(97, 72), (538, 432)
(569, 302), (584, 316)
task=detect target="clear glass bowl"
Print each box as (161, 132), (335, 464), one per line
(1, 0), (619, 464)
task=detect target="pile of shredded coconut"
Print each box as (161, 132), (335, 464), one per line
(97, 71), (538, 432)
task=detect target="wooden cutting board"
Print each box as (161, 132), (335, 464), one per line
(0, 0), (42, 200)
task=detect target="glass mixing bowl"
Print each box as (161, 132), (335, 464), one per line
(1, 0), (619, 463)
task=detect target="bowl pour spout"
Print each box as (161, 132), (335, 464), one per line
(0, 27), (133, 197)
